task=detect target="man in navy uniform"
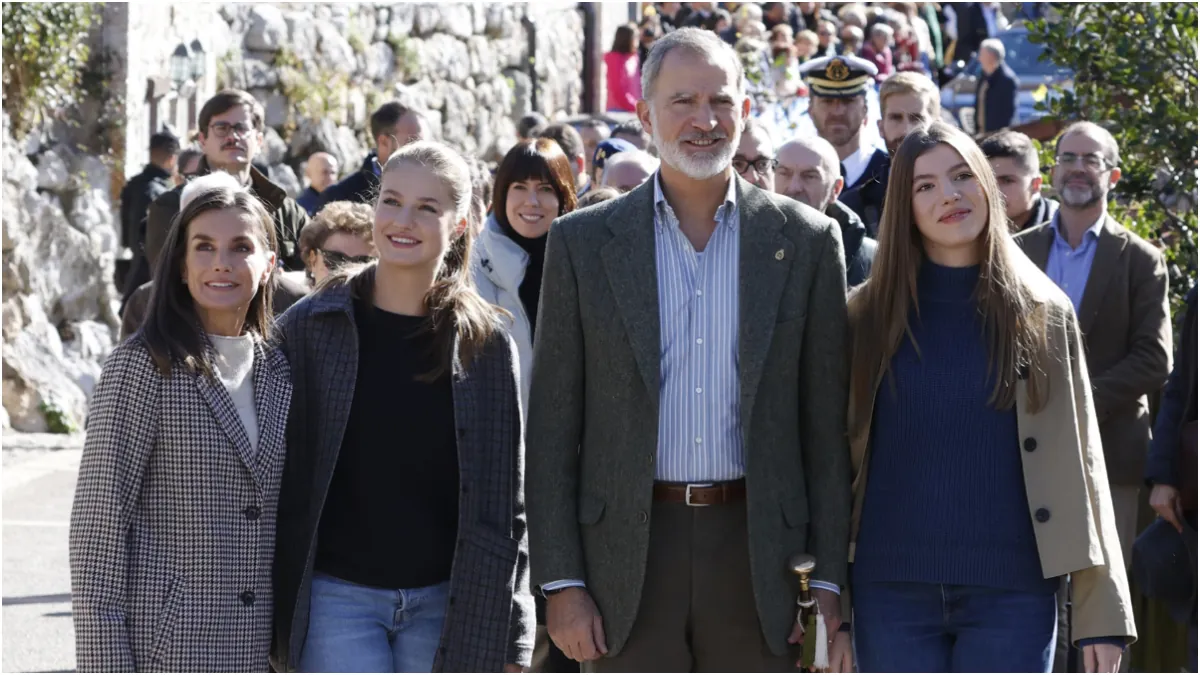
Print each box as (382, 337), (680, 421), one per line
(799, 55), (890, 236)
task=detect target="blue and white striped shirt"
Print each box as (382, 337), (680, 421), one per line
(652, 174), (744, 483)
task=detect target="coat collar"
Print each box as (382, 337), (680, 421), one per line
(476, 214), (530, 293)
(194, 156), (288, 210)
(194, 335), (291, 487)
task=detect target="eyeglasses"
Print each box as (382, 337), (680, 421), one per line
(1055, 153), (1111, 171)
(208, 121), (255, 138)
(320, 249), (374, 270)
(732, 157), (779, 176)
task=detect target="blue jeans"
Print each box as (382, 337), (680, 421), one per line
(853, 582), (1057, 673)
(299, 572), (449, 673)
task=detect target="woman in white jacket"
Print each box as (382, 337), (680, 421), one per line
(472, 138), (579, 410)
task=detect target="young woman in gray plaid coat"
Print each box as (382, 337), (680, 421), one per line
(271, 141), (535, 673)
(69, 173), (294, 672)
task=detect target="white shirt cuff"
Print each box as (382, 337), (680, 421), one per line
(810, 580), (841, 595)
(541, 579), (586, 594)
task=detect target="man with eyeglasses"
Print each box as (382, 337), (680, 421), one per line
(123, 89), (310, 339)
(814, 20), (841, 58)
(732, 118), (776, 191)
(1015, 122), (1172, 590)
(775, 136), (875, 287)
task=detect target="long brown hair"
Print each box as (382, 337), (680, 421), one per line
(848, 121), (1049, 437)
(140, 181), (278, 377)
(324, 141), (503, 380)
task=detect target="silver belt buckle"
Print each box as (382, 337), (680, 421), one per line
(685, 483), (712, 507)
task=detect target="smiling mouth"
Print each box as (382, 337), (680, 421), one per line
(685, 137), (724, 148)
(939, 209), (971, 223)
(387, 235), (421, 247)
(205, 281), (239, 289)
(517, 213), (545, 223)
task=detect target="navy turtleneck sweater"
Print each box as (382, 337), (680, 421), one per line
(853, 260), (1057, 596)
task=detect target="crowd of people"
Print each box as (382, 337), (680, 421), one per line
(73, 3), (1195, 674)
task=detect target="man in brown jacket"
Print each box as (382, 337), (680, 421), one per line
(1015, 121), (1172, 567)
(121, 89), (310, 338)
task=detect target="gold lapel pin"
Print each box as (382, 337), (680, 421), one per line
(775, 249), (786, 261)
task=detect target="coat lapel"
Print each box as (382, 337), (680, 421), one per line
(1023, 224), (1054, 270)
(1076, 217), (1127, 334)
(251, 342), (291, 481)
(736, 181), (794, 440)
(195, 356), (260, 485)
(600, 182), (662, 408)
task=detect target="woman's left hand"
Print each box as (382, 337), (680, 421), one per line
(1083, 644), (1122, 673)
(502, 665), (524, 673)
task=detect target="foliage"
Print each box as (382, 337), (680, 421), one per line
(2, 2), (99, 139)
(1029, 3), (1198, 317)
(386, 34), (421, 82)
(38, 398), (76, 434)
(273, 47), (349, 134)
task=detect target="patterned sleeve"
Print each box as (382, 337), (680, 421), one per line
(69, 341), (162, 672)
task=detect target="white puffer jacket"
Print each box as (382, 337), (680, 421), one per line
(471, 215), (534, 414)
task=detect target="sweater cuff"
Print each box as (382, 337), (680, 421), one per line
(1077, 636), (1126, 652)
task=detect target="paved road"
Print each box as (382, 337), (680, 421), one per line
(3, 433), (85, 674)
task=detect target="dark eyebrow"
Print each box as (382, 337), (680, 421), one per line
(914, 162), (971, 182)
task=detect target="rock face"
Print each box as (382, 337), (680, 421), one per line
(3, 117), (119, 433)
(218, 1), (584, 174)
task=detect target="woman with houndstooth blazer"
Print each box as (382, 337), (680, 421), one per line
(271, 141), (535, 673)
(69, 174), (293, 672)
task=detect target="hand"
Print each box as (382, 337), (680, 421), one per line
(785, 589), (842, 669)
(1083, 643), (1122, 672)
(823, 630), (854, 673)
(502, 666), (524, 673)
(1150, 484), (1185, 533)
(546, 587), (608, 662)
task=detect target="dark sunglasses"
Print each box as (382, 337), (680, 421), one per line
(320, 249), (375, 269)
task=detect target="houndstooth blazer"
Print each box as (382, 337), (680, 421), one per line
(270, 277), (535, 673)
(69, 337), (292, 672)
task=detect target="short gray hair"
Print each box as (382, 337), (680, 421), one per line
(1056, 121), (1122, 168)
(641, 27), (745, 101)
(780, 136), (841, 179)
(980, 38), (1006, 61)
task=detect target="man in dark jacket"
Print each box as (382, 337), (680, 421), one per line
(318, 101), (430, 208)
(143, 90), (308, 273)
(118, 131), (179, 304)
(975, 38), (1020, 135)
(1146, 285), (1198, 671)
(981, 130), (1060, 232)
(776, 136), (877, 287)
(800, 55), (891, 236)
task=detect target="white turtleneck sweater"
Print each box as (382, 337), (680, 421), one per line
(209, 334), (258, 452)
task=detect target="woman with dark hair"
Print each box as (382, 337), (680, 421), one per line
(473, 138), (577, 410)
(843, 122), (1134, 672)
(605, 22), (642, 112)
(272, 141), (533, 673)
(70, 173), (292, 672)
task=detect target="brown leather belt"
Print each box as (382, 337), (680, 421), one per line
(653, 479), (746, 506)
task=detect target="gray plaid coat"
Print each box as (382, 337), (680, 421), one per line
(270, 278), (535, 672)
(69, 337), (292, 672)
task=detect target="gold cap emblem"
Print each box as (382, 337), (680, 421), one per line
(827, 58), (850, 81)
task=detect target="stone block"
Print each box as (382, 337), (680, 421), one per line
(245, 5), (288, 52)
(263, 127), (289, 165)
(36, 149), (69, 192)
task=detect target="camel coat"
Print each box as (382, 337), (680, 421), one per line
(847, 252), (1137, 645)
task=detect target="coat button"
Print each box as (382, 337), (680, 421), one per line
(244, 505), (261, 520)
(240, 590), (256, 606)
(1023, 438), (1037, 452)
(1035, 508), (1051, 523)
(637, 511), (648, 524)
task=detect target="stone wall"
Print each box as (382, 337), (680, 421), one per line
(217, 2), (585, 195)
(2, 115), (120, 432)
